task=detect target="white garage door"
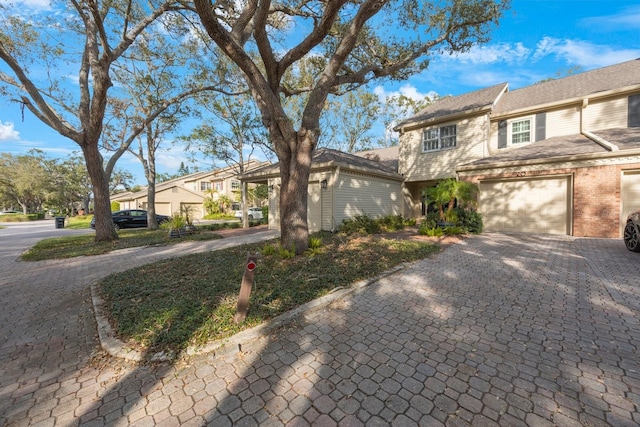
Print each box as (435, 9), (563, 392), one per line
(621, 170), (640, 236)
(480, 176), (571, 234)
(155, 203), (172, 216)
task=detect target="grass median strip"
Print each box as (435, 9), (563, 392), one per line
(21, 228), (224, 261)
(98, 232), (440, 357)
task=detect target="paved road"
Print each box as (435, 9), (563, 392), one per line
(1, 223), (639, 426)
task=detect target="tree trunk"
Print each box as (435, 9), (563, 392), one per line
(146, 149), (158, 229)
(241, 181), (248, 228)
(147, 180), (158, 229)
(82, 144), (118, 241)
(278, 137), (314, 255)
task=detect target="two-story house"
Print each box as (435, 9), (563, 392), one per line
(112, 160), (269, 219)
(396, 58), (640, 238)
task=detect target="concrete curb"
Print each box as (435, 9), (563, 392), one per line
(91, 264), (407, 363)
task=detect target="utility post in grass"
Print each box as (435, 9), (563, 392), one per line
(235, 253), (259, 324)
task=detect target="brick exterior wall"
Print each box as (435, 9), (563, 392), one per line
(462, 161), (640, 238)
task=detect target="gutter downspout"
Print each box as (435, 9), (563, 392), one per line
(580, 97), (619, 152)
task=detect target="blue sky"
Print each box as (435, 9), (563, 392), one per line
(1, 0), (639, 185)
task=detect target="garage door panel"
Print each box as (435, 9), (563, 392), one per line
(480, 177), (570, 235)
(621, 171), (640, 236)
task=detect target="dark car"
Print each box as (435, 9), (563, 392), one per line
(90, 209), (170, 230)
(623, 209), (640, 252)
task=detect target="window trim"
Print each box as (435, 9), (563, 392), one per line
(421, 124), (457, 152)
(508, 116), (534, 146)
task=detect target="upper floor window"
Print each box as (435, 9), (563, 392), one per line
(511, 118), (531, 144)
(200, 181), (212, 191)
(231, 180), (241, 190)
(214, 181), (223, 191)
(422, 125), (457, 152)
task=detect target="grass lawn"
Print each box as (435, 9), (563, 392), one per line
(20, 217), (242, 261)
(98, 231), (441, 358)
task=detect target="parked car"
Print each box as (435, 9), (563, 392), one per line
(623, 209), (640, 252)
(234, 207), (264, 220)
(0, 210), (19, 215)
(90, 209), (170, 230)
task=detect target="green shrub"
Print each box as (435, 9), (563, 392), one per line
(455, 208), (483, 234)
(261, 243), (276, 256)
(278, 245), (296, 259)
(309, 236), (322, 249)
(418, 224), (444, 236)
(378, 214), (414, 231)
(339, 215), (381, 235)
(421, 212), (440, 229)
(443, 226), (466, 236)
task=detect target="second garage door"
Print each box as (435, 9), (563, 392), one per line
(621, 170), (640, 236)
(479, 176), (571, 234)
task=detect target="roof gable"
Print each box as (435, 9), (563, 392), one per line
(396, 83), (508, 130)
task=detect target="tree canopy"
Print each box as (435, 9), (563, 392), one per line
(191, 0), (510, 253)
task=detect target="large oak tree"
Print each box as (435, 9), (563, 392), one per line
(192, 0), (510, 254)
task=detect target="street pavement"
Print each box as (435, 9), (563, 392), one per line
(0, 221), (639, 426)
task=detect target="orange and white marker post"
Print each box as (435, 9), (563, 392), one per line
(234, 252), (259, 324)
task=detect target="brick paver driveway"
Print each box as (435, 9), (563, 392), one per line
(1, 230), (639, 426)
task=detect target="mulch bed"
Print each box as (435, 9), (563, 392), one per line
(215, 224), (464, 251)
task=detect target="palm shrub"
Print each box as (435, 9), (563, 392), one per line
(423, 179), (479, 223)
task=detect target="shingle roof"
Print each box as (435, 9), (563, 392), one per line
(493, 58), (640, 115)
(395, 83), (508, 129)
(241, 148), (402, 179)
(462, 128), (640, 167)
(354, 146), (399, 172)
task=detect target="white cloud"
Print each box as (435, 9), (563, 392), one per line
(373, 84), (438, 103)
(579, 5), (640, 30)
(155, 144), (195, 171)
(533, 36), (640, 68)
(444, 42), (530, 65)
(0, 121), (20, 141)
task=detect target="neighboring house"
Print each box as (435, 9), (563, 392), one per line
(395, 58), (640, 238)
(111, 161), (268, 220)
(240, 148), (405, 233)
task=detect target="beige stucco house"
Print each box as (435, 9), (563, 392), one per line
(395, 58), (640, 238)
(240, 148), (405, 233)
(112, 161), (269, 220)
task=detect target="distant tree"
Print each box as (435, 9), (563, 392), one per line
(380, 93), (442, 146)
(192, 0), (509, 253)
(182, 90), (268, 227)
(177, 162), (190, 177)
(109, 169), (135, 193)
(536, 65), (584, 84)
(0, 151), (49, 213)
(322, 88), (382, 153)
